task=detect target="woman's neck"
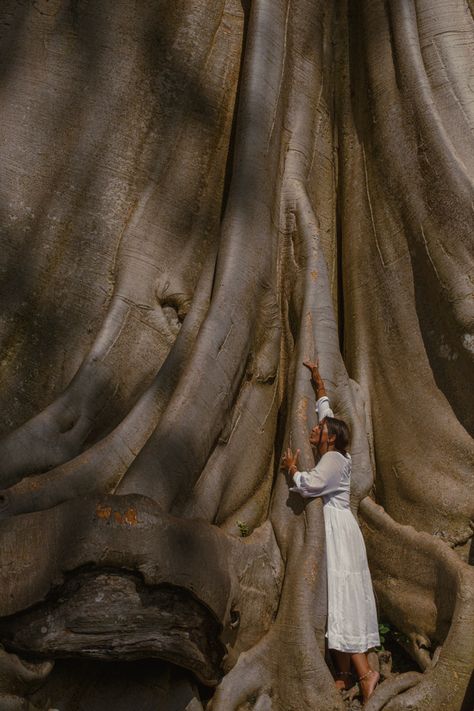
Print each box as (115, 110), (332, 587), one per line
(318, 443), (336, 455)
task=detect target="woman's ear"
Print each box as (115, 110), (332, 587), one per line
(328, 433), (336, 444)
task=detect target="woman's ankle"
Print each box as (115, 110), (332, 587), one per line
(335, 671), (353, 690)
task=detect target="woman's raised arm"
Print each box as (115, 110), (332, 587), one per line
(303, 360), (333, 420)
(303, 360), (326, 398)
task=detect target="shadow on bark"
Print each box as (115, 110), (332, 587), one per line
(0, 1), (472, 710)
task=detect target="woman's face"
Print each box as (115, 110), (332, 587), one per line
(309, 419), (328, 451)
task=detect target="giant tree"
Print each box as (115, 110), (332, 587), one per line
(0, 1), (472, 709)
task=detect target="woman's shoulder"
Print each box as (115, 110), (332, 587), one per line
(321, 451), (351, 468)
(324, 450), (351, 460)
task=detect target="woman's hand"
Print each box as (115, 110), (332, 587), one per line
(303, 360), (320, 381)
(303, 360), (326, 396)
(281, 447), (300, 476)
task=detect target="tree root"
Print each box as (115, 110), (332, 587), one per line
(0, 645), (54, 711)
(0, 249), (217, 520)
(360, 498), (474, 710)
(0, 695), (47, 710)
(362, 672), (422, 711)
(210, 631), (343, 711)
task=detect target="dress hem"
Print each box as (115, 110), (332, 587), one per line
(327, 635), (380, 654)
(328, 644), (378, 653)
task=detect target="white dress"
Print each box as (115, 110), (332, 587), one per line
(290, 396), (380, 653)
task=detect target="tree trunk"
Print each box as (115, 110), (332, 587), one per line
(0, 1), (472, 709)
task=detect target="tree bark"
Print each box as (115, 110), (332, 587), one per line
(0, 1), (472, 709)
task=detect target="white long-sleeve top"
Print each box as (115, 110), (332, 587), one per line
(314, 395), (333, 421)
(289, 396), (352, 508)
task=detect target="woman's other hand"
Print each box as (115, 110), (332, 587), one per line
(282, 447), (300, 476)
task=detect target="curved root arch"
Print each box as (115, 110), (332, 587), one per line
(0, 1), (472, 710)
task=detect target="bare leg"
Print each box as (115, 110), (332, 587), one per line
(331, 650), (353, 690)
(351, 652), (379, 702)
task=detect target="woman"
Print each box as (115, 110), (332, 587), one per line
(282, 361), (380, 703)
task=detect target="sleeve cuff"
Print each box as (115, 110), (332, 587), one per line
(316, 396), (334, 420)
(292, 471), (302, 487)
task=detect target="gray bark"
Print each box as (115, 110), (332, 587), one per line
(0, 0), (472, 709)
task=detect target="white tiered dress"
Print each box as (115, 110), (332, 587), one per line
(290, 396), (380, 653)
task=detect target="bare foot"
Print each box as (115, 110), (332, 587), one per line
(359, 669), (379, 703)
(335, 673), (353, 691)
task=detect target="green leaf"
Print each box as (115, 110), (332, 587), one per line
(236, 520), (250, 537)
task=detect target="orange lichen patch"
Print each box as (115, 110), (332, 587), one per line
(310, 270), (318, 281)
(296, 395), (308, 424)
(112, 508), (138, 526)
(96, 505), (112, 520)
(96, 505), (138, 526)
(123, 508), (138, 526)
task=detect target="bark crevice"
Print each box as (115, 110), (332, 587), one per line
(0, 0), (472, 708)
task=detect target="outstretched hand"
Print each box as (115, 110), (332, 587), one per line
(303, 360), (326, 397)
(281, 447), (300, 473)
(303, 360), (319, 380)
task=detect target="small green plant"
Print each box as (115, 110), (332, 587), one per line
(236, 520), (250, 537)
(377, 622), (391, 650)
(374, 622), (418, 674)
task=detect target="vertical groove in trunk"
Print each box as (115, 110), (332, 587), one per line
(0, 1), (472, 709)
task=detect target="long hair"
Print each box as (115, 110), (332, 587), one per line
(325, 416), (350, 456)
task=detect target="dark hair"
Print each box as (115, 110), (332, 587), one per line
(325, 417), (350, 456)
